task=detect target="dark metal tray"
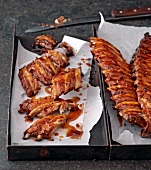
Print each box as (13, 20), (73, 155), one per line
(7, 28), (109, 160)
(99, 66), (151, 160)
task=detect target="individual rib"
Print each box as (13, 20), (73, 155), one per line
(47, 67), (82, 100)
(19, 97), (75, 119)
(18, 66), (41, 97)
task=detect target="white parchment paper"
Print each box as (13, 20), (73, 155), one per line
(98, 13), (151, 145)
(11, 35), (103, 145)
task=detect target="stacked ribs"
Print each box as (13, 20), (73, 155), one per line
(18, 38), (70, 97)
(90, 37), (146, 133)
(19, 35), (76, 97)
(131, 33), (151, 137)
(18, 35), (83, 140)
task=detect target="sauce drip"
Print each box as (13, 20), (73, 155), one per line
(72, 96), (80, 104)
(66, 96), (80, 105)
(65, 123), (83, 139)
(45, 87), (51, 94)
(67, 106), (82, 122)
(117, 113), (123, 127)
(62, 106), (83, 139)
(54, 132), (59, 136)
(86, 62), (91, 67)
(62, 122), (83, 139)
(81, 58), (91, 61)
(59, 136), (64, 139)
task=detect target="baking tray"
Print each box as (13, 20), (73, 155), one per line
(7, 27), (109, 161)
(99, 66), (151, 160)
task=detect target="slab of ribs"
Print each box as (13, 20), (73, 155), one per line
(90, 33), (151, 138)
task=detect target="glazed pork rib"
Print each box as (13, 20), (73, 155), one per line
(57, 42), (74, 57)
(19, 97), (75, 119)
(34, 35), (57, 50)
(90, 37), (146, 128)
(27, 57), (56, 85)
(47, 67), (82, 99)
(27, 50), (69, 85)
(19, 96), (54, 113)
(23, 114), (67, 141)
(42, 50), (69, 68)
(131, 33), (151, 137)
(34, 35), (74, 57)
(18, 66), (41, 97)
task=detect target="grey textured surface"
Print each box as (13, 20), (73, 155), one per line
(1, 0), (151, 169)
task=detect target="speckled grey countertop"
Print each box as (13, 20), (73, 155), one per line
(1, 0), (151, 169)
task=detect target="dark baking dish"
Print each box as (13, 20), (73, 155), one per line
(7, 27), (109, 161)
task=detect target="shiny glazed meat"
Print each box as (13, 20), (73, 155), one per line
(47, 67), (82, 99)
(18, 49), (69, 96)
(131, 33), (151, 137)
(90, 37), (146, 129)
(34, 35), (57, 50)
(19, 97), (75, 119)
(18, 66), (41, 97)
(23, 114), (67, 141)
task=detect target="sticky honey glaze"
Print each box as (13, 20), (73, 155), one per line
(71, 96), (80, 103)
(62, 105), (83, 139)
(24, 115), (33, 122)
(45, 86), (51, 94)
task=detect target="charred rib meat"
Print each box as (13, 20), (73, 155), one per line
(27, 57), (56, 85)
(18, 66), (41, 97)
(43, 50), (69, 68)
(27, 50), (69, 85)
(19, 49), (69, 95)
(47, 67), (82, 99)
(23, 114), (67, 141)
(19, 96), (54, 113)
(34, 35), (57, 50)
(58, 42), (74, 57)
(19, 97), (75, 119)
(131, 33), (151, 137)
(90, 37), (146, 128)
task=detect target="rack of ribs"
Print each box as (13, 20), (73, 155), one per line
(89, 37), (146, 128)
(131, 32), (151, 137)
